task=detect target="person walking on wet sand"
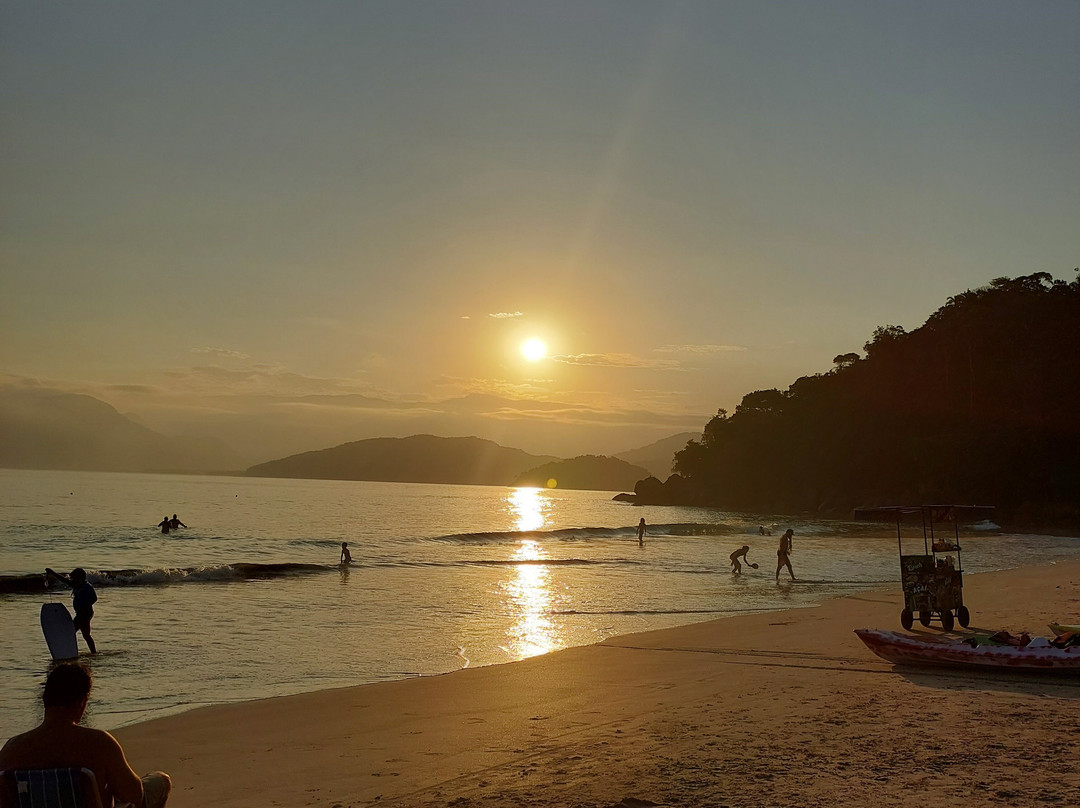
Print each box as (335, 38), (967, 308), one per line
(776, 528), (796, 581)
(45, 567), (98, 653)
(637, 517), (647, 546)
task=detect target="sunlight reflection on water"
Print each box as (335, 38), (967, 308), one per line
(506, 539), (559, 659)
(509, 486), (549, 532)
(505, 488), (560, 658)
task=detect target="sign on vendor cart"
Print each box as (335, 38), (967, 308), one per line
(854, 505), (994, 631)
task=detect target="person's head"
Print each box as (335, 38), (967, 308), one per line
(742, 545), (750, 551)
(70, 568), (87, 585)
(172, 514), (178, 519)
(341, 542), (348, 549)
(784, 529), (794, 537)
(43, 663), (92, 716)
(639, 518), (645, 524)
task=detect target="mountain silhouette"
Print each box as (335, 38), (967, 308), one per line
(614, 432), (698, 478)
(512, 455), (651, 492)
(246, 434), (559, 486)
(0, 386), (242, 473)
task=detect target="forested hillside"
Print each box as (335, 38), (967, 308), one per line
(639, 272), (1080, 524)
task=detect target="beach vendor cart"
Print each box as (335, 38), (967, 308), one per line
(854, 505), (993, 631)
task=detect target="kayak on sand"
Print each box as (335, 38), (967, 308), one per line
(854, 628), (1080, 672)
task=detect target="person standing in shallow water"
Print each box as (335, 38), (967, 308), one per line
(340, 542), (352, 564)
(730, 545), (754, 574)
(168, 514), (187, 531)
(157, 516), (170, 534)
(45, 567), (98, 653)
(776, 529), (796, 582)
(637, 518), (647, 546)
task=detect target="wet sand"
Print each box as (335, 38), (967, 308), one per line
(116, 560), (1080, 807)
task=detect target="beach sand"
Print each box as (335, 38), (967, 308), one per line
(115, 561), (1080, 807)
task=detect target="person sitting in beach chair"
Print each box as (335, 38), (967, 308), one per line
(0, 766), (104, 808)
(0, 664), (171, 808)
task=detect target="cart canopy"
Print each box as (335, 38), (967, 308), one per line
(854, 505), (994, 524)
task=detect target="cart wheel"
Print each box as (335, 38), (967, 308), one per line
(940, 610), (955, 631)
(901, 609), (914, 630)
(918, 610), (932, 626)
(957, 606), (970, 628)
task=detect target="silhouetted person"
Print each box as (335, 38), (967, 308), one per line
(340, 542), (352, 564)
(157, 516), (171, 534)
(45, 567), (97, 654)
(0, 663), (172, 807)
(730, 545), (757, 574)
(168, 514), (187, 530)
(775, 529), (795, 581)
(637, 518), (647, 546)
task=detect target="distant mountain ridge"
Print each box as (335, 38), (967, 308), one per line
(614, 432), (698, 478)
(512, 455), (650, 492)
(245, 434), (559, 486)
(0, 387), (242, 473)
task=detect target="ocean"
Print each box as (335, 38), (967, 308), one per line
(2, 468), (1078, 740)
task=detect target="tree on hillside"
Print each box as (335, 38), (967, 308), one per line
(832, 352), (860, 370)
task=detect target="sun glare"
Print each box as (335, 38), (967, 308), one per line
(521, 338), (547, 362)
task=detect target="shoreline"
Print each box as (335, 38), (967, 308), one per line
(112, 559), (1080, 807)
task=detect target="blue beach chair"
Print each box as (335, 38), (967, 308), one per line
(0, 768), (104, 808)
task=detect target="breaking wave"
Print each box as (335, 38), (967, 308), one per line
(0, 562), (332, 595)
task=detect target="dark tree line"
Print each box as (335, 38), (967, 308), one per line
(637, 271), (1080, 525)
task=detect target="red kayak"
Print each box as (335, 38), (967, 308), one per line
(854, 629), (1080, 672)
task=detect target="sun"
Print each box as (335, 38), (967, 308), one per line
(521, 338), (547, 362)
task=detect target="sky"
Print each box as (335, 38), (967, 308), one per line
(2, 1), (1078, 462)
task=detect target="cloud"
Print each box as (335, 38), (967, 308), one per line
(102, 384), (162, 395)
(161, 365), (375, 397)
(654, 344), (746, 354)
(550, 353), (682, 369)
(488, 311), (524, 319)
(190, 347), (251, 360)
(0, 373), (48, 389)
(358, 353), (388, 370)
(481, 403), (705, 430)
(434, 375), (553, 399)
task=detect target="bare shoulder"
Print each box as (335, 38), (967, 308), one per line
(74, 725), (124, 753)
(0, 730), (33, 765)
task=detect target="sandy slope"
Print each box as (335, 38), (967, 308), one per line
(116, 560), (1080, 807)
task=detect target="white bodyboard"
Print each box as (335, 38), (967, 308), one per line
(41, 603), (79, 660)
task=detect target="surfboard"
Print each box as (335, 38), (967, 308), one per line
(41, 603), (79, 660)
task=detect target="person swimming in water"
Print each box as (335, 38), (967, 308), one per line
(775, 529), (795, 581)
(340, 542), (352, 564)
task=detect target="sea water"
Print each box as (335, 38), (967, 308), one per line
(2, 468), (1078, 740)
